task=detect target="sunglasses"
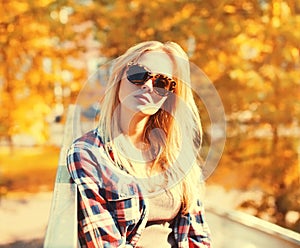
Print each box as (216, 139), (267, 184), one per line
(126, 62), (176, 96)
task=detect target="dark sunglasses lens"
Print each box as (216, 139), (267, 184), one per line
(154, 77), (171, 96)
(127, 65), (149, 84)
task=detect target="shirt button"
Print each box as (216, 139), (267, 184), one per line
(120, 193), (127, 197)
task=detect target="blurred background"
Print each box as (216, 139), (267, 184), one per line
(0, 0), (299, 247)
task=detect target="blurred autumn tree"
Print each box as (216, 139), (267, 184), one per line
(0, 0), (87, 146)
(0, 0), (299, 231)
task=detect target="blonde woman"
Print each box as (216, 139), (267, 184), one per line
(67, 41), (211, 247)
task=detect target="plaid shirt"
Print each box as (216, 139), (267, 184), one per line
(67, 129), (211, 248)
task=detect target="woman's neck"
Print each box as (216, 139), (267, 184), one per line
(119, 109), (150, 147)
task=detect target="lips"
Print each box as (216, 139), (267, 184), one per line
(135, 94), (151, 103)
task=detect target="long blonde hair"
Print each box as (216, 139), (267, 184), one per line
(98, 41), (204, 213)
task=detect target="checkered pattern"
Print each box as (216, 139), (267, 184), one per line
(67, 129), (211, 247)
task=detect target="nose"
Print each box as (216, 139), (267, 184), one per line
(141, 78), (154, 93)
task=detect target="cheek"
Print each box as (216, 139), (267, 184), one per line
(119, 80), (133, 102)
(118, 83), (125, 102)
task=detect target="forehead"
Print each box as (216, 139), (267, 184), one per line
(137, 51), (173, 76)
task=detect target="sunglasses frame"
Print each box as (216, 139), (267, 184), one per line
(126, 62), (176, 96)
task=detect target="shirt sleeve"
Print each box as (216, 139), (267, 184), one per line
(66, 143), (129, 248)
(187, 199), (212, 248)
(174, 199), (211, 248)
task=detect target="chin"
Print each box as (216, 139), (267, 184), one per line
(138, 105), (160, 115)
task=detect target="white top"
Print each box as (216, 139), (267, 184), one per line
(147, 189), (182, 221)
(136, 189), (182, 248)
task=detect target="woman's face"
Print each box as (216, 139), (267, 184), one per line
(118, 50), (174, 116)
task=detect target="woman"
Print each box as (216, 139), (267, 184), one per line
(67, 41), (211, 247)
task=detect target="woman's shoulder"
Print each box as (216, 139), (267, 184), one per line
(67, 129), (137, 193)
(71, 128), (104, 149)
(67, 128), (107, 168)
(67, 128), (128, 176)
(67, 129), (115, 180)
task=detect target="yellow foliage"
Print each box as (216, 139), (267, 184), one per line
(11, 96), (51, 144)
(223, 5), (236, 14)
(35, 0), (55, 8)
(203, 60), (224, 81)
(273, 0), (282, 17)
(291, 47), (299, 60)
(284, 163), (300, 186)
(244, 71), (265, 90)
(26, 22), (50, 35)
(259, 65), (278, 81)
(229, 69), (244, 80)
(30, 37), (53, 49)
(2, 1), (29, 21)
